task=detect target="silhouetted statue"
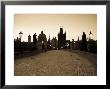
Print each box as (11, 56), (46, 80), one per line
(33, 33), (37, 49)
(38, 31), (47, 50)
(82, 32), (87, 51)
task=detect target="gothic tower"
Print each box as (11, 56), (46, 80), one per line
(58, 27), (66, 49)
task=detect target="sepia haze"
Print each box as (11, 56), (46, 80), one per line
(14, 14), (97, 42)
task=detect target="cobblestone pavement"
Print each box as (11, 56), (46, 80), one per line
(14, 50), (97, 76)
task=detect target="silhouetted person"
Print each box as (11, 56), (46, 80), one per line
(82, 32), (87, 51)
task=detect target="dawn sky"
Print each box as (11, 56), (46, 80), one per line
(14, 14), (97, 42)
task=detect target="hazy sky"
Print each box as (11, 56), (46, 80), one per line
(14, 14), (97, 42)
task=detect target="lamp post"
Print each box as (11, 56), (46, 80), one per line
(19, 32), (23, 52)
(88, 31), (93, 52)
(19, 31), (23, 42)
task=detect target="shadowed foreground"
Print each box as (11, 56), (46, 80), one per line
(14, 50), (97, 76)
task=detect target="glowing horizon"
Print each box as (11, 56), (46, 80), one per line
(14, 14), (97, 42)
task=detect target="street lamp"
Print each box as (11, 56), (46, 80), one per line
(19, 31), (23, 42)
(19, 32), (23, 52)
